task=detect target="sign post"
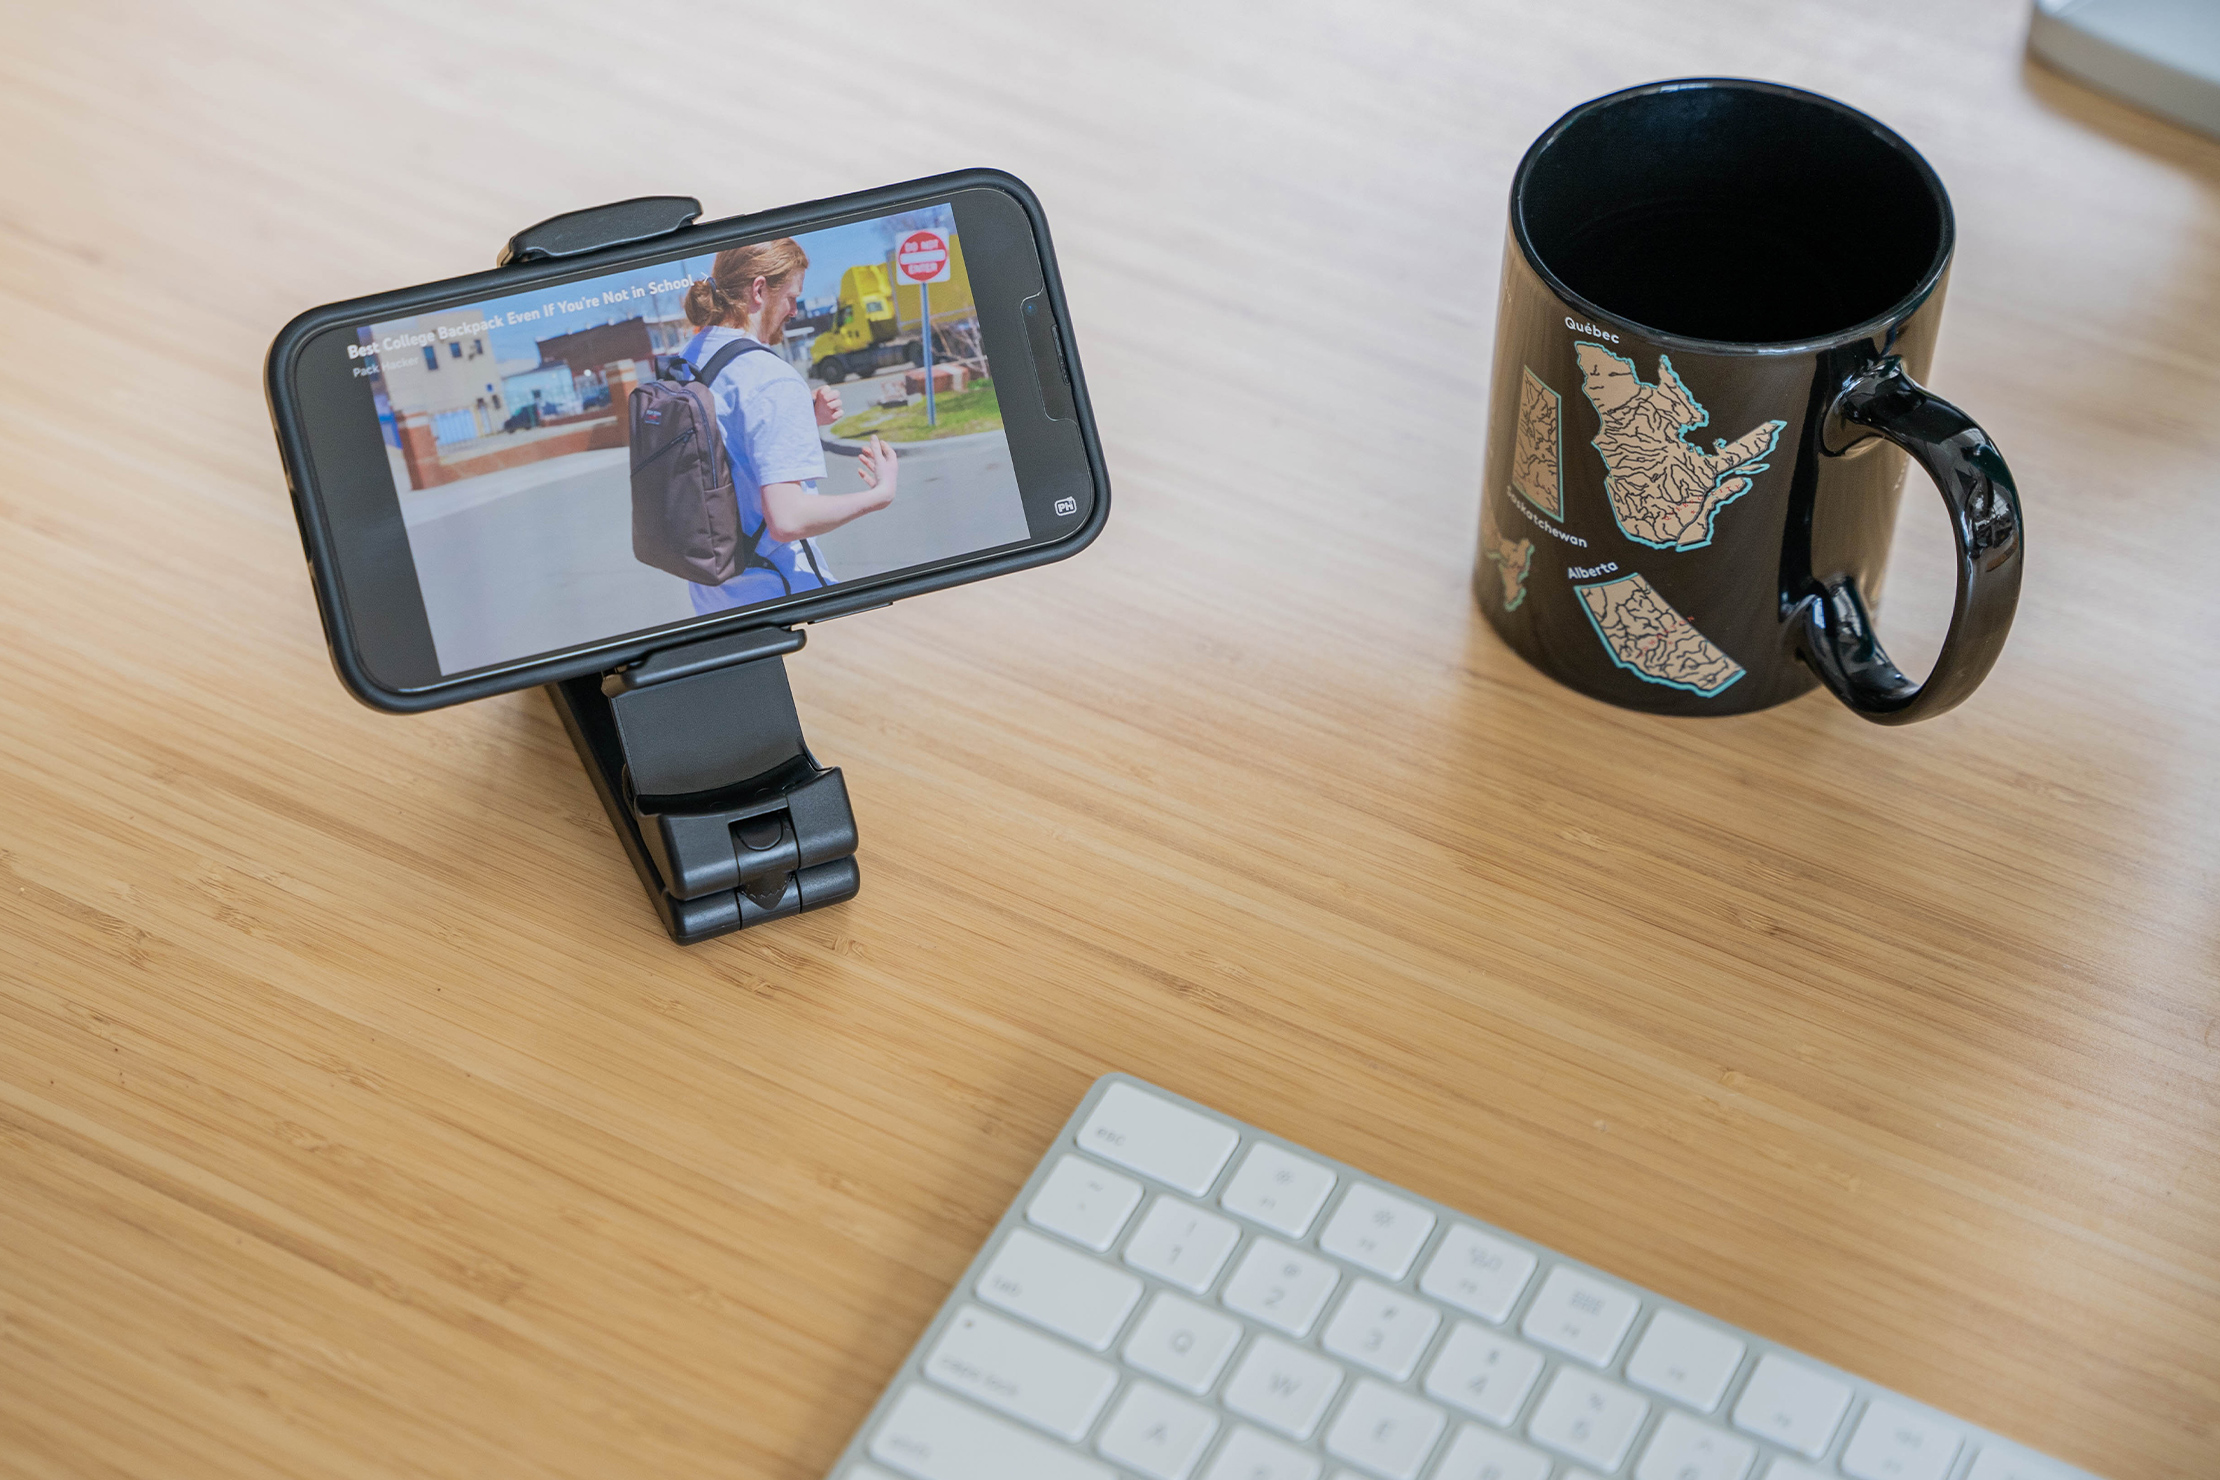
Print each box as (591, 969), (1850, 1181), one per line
(895, 228), (953, 427)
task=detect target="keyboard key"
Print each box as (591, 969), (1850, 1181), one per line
(924, 1305), (1118, 1442)
(870, 1384), (1115, 1480)
(1842, 1400), (1962, 1480)
(1321, 1278), (1441, 1381)
(1097, 1381), (1219, 1480)
(1422, 1321), (1544, 1427)
(1624, 1308), (1746, 1413)
(1318, 1184), (1436, 1280)
(1123, 1291), (1243, 1395)
(1633, 1409), (1755, 1480)
(1419, 1225), (1537, 1324)
(1519, 1265), (1641, 1367)
(1222, 1333), (1345, 1440)
(1220, 1141), (1337, 1238)
(1221, 1236), (1341, 1336)
(1729, 1353), (1853, 1459)
(1028, 1154), (1144, 1252)
(1124, 1195), (1243, 1293)
(1526, 1366), (1649, 1471)
(846, 1468), (901, 1480)
(1079, 1083), (1240, 1196)
(1966, 1447), (2079, 1480)
(1323, 1379), (1446, 1480)
(1430, 1424), (1552, 1480)
(977, 1228), (1143, 1351)
(1204, 1425), (1322, 1480)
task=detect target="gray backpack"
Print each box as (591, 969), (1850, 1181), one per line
(628, 339), (781, 587)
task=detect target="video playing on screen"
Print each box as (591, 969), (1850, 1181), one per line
(351, 203), (1028, 675)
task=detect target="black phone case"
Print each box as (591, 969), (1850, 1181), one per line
(264, 167), (1110, 713)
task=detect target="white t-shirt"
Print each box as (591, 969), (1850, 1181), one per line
(683, 327), (833, 588)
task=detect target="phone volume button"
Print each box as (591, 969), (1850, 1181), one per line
(288, 487), (315, 565)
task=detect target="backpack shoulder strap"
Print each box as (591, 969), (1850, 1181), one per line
(691, 337), (778, 390)
(685, 337), (790, 564)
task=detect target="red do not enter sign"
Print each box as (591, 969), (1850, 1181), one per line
(896, 229), (952, 285)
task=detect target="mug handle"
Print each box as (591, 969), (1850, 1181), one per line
(1794, 357), (2025, 724)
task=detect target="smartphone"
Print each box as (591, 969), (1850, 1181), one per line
(265, 169), (1106, 712)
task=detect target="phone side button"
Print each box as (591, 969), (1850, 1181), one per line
(288, 489), (315, 565)
(1021, 294), (1075, 422)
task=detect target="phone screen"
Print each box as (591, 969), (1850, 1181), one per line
(274, 178), (1099, 705)
(344, 201), (1027, 677)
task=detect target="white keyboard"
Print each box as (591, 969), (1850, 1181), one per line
(828, 1074), (2100, 1480)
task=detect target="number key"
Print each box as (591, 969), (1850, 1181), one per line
(1221, 1236), (1340, 1337)
(1321, 1277), (1442, 1381)
(1124, 1195), (1242, 1293)
(1422, 1321), (1545, 1427)
(1526, 1367), (1649, 1472)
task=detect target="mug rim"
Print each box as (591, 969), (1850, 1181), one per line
(1510, 77), (1957, 357)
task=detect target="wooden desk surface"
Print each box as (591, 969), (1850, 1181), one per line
(3, 2), (2214, 1476)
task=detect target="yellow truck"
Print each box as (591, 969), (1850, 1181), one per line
(807, 233), (977, 384)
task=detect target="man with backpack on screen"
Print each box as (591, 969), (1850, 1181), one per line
(629, 236), (898, 613)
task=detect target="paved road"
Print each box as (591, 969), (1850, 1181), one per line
(398, 401), (1027, 673)
(402, 448), (695, 675)
(810, 426), (1027, 581)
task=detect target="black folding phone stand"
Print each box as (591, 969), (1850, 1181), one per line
(547, 626), (859, 946)
(512, 196), (860, 945)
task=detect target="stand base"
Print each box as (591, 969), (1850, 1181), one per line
(547, 630), (860, 946)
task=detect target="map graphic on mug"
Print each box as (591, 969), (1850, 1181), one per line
(1575, 343), (1786, 551)
(1509, 366), (1564, 517)
(1575, 573), (1745, 696)
(1482, 502), (1534, 611)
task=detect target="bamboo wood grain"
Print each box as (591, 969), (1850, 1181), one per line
(1, 2), (2215, 1477)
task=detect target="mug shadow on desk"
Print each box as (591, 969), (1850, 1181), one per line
(1475, 78), (2025, 725)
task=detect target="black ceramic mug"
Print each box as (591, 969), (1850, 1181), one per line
(1476, 79), (2023, 722)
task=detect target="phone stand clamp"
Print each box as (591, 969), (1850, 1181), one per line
(514, 196), (860, 946)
